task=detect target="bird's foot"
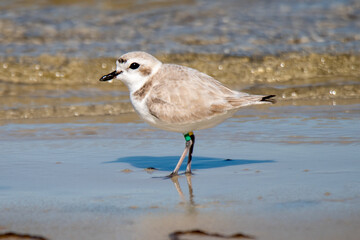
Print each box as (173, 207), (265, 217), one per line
(166, 171), (179, 178)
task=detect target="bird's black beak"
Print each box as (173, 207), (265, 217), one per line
(99, 70), (122, 82)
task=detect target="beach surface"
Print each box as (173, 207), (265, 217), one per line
(1, 103), (359, 240)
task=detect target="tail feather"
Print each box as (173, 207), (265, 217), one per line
(226, 94), (276, 108)
(261, 95), (276, 104)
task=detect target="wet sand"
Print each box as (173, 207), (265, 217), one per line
(1, 56), (360, 240)
(1, 53), (359, 121)
(1, 103), (360, 239)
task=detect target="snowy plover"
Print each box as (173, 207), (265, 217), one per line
(100, 51), (275, 177)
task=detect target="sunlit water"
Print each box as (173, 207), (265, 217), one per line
(1, 0), (360, 57)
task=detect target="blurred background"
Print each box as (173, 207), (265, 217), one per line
(0, 0), (359, 124)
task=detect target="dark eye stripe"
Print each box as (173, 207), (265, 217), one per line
(129, 62), (140, 70)
(118, 58), (127, 64)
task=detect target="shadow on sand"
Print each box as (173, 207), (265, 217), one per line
(104, 156), (274, 172)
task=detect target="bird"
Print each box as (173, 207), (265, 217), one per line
(99, 51), (275, 177)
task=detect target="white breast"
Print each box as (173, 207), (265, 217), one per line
(129, 94), (158, 125)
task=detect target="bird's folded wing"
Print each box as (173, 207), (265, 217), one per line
(146, 65), (239, 123)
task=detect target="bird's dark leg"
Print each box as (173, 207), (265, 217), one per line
(168, 132), (194, 178)
(185, 132), (195, 174)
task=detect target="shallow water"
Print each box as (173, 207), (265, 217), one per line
(1, 112), (360, 239)
(1, 0), (360, 239)
(1, 0), (360, 57)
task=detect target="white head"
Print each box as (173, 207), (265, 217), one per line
(99, 51), (162, 92)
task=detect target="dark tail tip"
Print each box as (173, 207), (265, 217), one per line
(261, 95), (276, 104)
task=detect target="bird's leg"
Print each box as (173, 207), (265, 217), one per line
(168, 132), (193, 177)
(185, 132), (195, 174)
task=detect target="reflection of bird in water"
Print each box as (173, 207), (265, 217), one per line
(171, 175), (196, 212)
(168, 176), (256, 240)
(100, 51), (275, 177)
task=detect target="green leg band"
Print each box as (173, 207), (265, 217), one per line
(184, 133), (191, 142)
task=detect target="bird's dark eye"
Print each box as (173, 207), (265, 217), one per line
(129, 62), (140, 70)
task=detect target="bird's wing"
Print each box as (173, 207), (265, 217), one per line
(146, 64), (240, 124)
